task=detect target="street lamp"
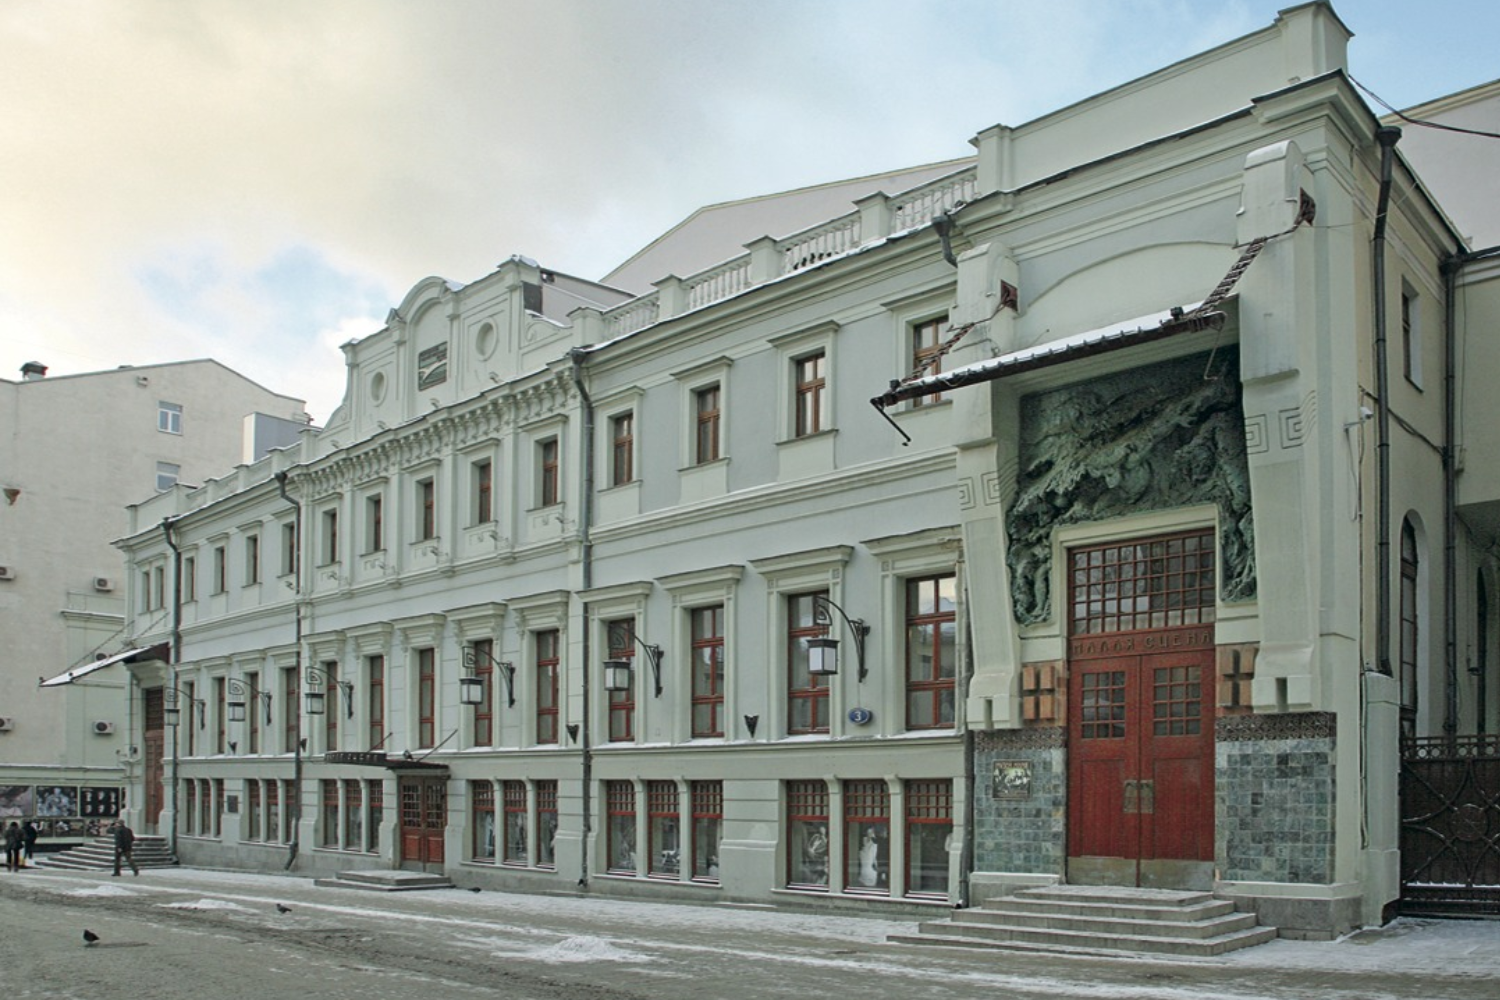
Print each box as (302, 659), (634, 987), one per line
(807, 595), (871, 681)
(303, 666), (354, 718)
(226, 677), (272, 725)
(602, 621), (664, 697)
(462, 645), (514, 707)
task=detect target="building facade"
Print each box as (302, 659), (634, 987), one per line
(1, 360), (307, 843)
(114, 2), (1500, 936)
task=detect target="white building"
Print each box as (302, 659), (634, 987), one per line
(114, 2), (1500, 937)
(1, 360), (307, 842)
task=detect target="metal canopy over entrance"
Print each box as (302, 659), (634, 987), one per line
(1066, 530), (1218, 889)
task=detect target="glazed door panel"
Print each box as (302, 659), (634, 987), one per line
(398, 777), (446, 870)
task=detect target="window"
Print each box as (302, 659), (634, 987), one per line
(366, 494), (384, 553)
(906, 574), (957, 730)
(606, 780), (636, 875)
(266, 780), (280, 843)
(215, 678), (226, 754)
(158, 401), (182, 434)
(368, 655), (385, 750)
(691, 781), (722, 882)
(367, 782), (383, 853)
(1402, 286), (1423, 389)
(283, 667), (299, 753)
(536, 630), (559, 745)
(212, 778), (223, 838)
(691, 605), (725, 738)
(417, 478), (437, 540)
(694, 385), (721, 464)
(471, 639), (494, 747)
(647, 781), (680, 878)
(281, 522), (298, 576)
(472, 460), (493, 525)
(503, 781), (527, 865)
(606, 619), (635, 742)
(610, 412), (634, 487)
(344, 780), (363, 850)
(139, 571), (151, 612)
(538, 438), (559, 507)
(212, 545), (227, 594)
(793, 352), (826, 437)
(245, 534), (260, 585)
(844, 780), (889, 894)
(910, 317), (947, 406)
(247, 780), (262, 840)
(322, 780), (340, 848)
(321, 509), (339, 565)
(472, 781), (496, 861)
(1401, 519), (1419, 738)
(322, 661), (339, 750)
(536, 780), (557, 868)
(246, 671), (262, 754)
(152, 566), (165, 610)
(905, 779), (952, 897)
(156, 461), (180, 492)
(787, 592), (831, 735)
(183, 556), (196, 603)
(786, 780), (829, 888)
(201, 779), (214, 836)
(417, 648), (436, 748)
(184, 780), (197, 836)
(184, 680), (197, 756)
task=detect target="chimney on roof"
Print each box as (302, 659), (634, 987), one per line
(20, 361), (46, 381)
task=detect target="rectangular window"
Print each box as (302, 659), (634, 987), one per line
(536, 780), (557, 868)
(184, 780), (197, 836)
(322, 661), (339, 751)
(183, 556), (196, 603)
(281, 779), (295, 843)
(690, 781), (723, 882)
(212, 546), (227, 594)
(321, 509), (339, 564)
(610, 412), (634, 486)
(694, 385), (721, 464)
(140, 571), (151, 612)
(473, 459), (493, 525)
(281, 522), (298, 576)
(153, 566), (165, 610)
(200, 779), (213, 836)
(606, 780), (637, 875)
(906, 779), (952, 898)
(691, 605), (725, 738)
(366, 494), (384, 553)
(215, 678), (226, 754)
(344, 780), (363, 851)
(786, 780), (829, 888)
(158, 400), (183, 434)
(911, 317), (946, 406)
(367, 781), (383, 853)
(536, 630), (559, 745)
(418, 478), (436, 540)
(247, 780), (262, 841)
(156, 461), (180, 492)
(212, 778), (224, 838)
(503, 781), (527, 865)
(794, 352), (826, 437)
(844, 779), (890, 894)
(245, 534), (260, 585)
(472, 781), (496, 861)
(368, 655), (385, 750)
(787, 592), (830, 735)
(417, 648), (436, 748)
(471, 639), (493, 747)
(322, 779), (340, 848)
(184, 680), (197, 756)
(606, 619), (635, 742)
(538, 438), (559, 507)
(246, 671), (261, 754)
(1402, 287), (1423, 389)
(906, 574), (957, 730)
(647, 781), (680, 878)
(283, 667), (299, 753)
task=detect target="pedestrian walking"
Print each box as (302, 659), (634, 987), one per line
(111, 820), (139, 876)
(3, 821), (21, 872)
(21, 820), (37, 868)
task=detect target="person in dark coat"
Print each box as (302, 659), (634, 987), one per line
(111, 820), (139, 876)
(21, 820), (37, 868)
(3, 822), (21, 872)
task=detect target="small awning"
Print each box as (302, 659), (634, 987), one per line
(39, 643), (169, 688)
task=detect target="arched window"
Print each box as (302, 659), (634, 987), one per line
(1400, 520), (1419, 738)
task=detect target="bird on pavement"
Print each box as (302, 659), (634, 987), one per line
(468, 887), (481, 893)
(275, 903), (292, 914)
(82, 930), (99, 946)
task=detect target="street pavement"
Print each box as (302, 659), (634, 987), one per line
(1, 865), (1496, 1000)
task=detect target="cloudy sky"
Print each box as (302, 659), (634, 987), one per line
(2, 0), (1495, 423)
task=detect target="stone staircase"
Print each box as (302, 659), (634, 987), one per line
(34, 835), (178, 873)
(313, 869), (454, 892)
(890, 885), (1278, 958)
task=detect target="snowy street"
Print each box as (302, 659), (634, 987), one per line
(1, 867), (1497, 999)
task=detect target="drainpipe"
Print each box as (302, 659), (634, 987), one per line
(956, 550), (975, 910)
(1372, 126), (1401, 679)
(569, 348), (596, 887)
(162, 516), (183, 855)
(275, 470), (304, 870)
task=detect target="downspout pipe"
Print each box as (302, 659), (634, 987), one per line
(1373, 125), (1401, 679)
(275, 470), (304, 870)
(161, 516), (183, 856)
(569, 348), (596, 887)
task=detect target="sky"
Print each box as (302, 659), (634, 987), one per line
(2, 0), (1496, 424)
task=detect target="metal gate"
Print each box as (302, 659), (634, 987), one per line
(1400, 734), (1500, 916)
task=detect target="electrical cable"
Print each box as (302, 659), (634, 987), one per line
(1351, 75), (1500, 140)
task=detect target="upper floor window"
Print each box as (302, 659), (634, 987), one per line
(367, 655), (386, 751)
(906, 574), (957, 730)
(606, 619), (635, 742)
(158, 401), (182, 434)
(538, 438), (559, 507)
(321, 509), (339, 565)
(417, 648), (436, 748)
(366, 494), (384, 553)
(281, 522), (298, 577)
(691, 605), (725, 738)
(212, 545), (227, 595)
(182, 556), (197, 603)
(417, 478), (437, 540)
(472, 460), (493, 525)
(156, 462), (180, 492)
(610, 412), (635, 487)
(911, 318), (947, 406)
(793, 353), (826, 437)
(536, 629), (560, 746)
(695, 385), (721, 464)
(787, 592), (830, 735)
(471, 638), (494, 748)
(1402, 286), (1423, 390)
(245, 534), (260, 585)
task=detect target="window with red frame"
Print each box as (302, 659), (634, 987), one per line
(906, 574), (957, 730)
(690, 605), (725, 738)
(539, 438), (559, 507)
(910, 317), (947, 406)
(535, 630), (559, 745)
(417, 648), (436, 748)
(367, 655), (385, 750)
(786, 780), (829, 888)
(344, 779), (363, 850)
(606, 619), (635, 742)
(690, 780), (723, 882)
(322, 661), (339, 751)
(843, 779), (890, 894)
(694, 385), (720, 464)
(610, 411), (634, 487)
(418, 478), (437, 540)
(246, 671), (261, 754)
(794, 352), (826, 437)
(247, 780), (262, 841)
(647, 781), (680, 878)
(470, 639), (493, 747)
(473, 459), (493, 525)
(282, 667), (299, 753)
(472, 781), (495, 860)
(503, 781), (527, 865)
(321, 779), (339, 848)
(905, 779), (952, 898)
(787, 593), (830, 735)
(606, 780), (636, 875)
(536, 780), (557, 868)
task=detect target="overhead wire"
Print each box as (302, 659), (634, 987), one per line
(1351, 76), (1500, 140)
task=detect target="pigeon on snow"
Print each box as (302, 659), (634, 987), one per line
(275, 903), (292, 914)
(83, 930), (99, 946)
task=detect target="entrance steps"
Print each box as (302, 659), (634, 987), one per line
(890, 885), (1277, 958)
(33, 836), (178, 872)
(314, 869), (454, 892)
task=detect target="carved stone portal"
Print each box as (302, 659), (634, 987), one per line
(1006, 349), (1255, 624)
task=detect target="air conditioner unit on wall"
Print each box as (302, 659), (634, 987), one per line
(92, 720), (115, 735)
(0, 718), (14, 732)
(92, 576), (114, 592)
(0, 565), (15, 581)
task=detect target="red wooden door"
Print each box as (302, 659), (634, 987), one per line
(399, 777), (446, 869)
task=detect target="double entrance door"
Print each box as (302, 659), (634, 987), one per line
(1065, 531), (1217, 889)
(398, 775), (446, 870)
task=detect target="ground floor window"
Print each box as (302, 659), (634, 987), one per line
(536, 781), (557, 869)
(606, 780), (637, 875)
(786, 780), (830, 889)
(691, 781), (722, 883)
(212, 779), (223, 838)
(368, 782), (383, 854)
(344, 780), (364, 850)
(844, 779), (890, 894)
(184, 781), (197, 835)
(472, 781), (495, 861)
(503, 781), (527, 865)
(648, 781), (680, 878)
(266, 780), (281, 843)
(247, 780), (262, 841)
(322, 780), (340, 848)
(905, 779), (952, 897)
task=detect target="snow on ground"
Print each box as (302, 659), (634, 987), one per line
(64, 884), (139, 898)
(159, 898), (258, 913)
